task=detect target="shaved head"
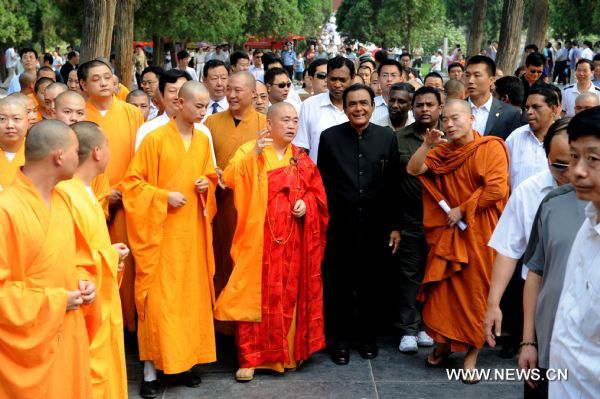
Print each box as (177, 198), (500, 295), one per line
(19, 72), (36, 89)
(8, 93), (38, 127)
(230, 71), (256, 90)
(0, 97), (29, 152)
(71, 121), (107, 164)
(444, 99), (472, 115)
(266, 102), (298, 146)
(0, 95), (28, 112)
(178, 81), (209, 100)
(54, 91), (87, 125)
(126, 89), (149, 102)
(25, 120), (74, 161)
(444, 79), (466, 100)
(177, 81), (210, 123)
(575, 92), (600, 114)
(267, 101), (296, 119)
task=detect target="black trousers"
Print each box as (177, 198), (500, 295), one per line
(553, 61), (567, 84)
(323, 228), (386, 347)
(391, 235), (428, 336)
(500, 259), (524, 345)
(524, 368), (548, 399)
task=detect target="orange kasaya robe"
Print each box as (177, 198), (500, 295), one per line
(204, 108), (266, 318)
(214, 142), (328, 371)
(0, 172), (95, 399)
(56, 177), (127, 399)
(27, 93), (43, 122)
(0, 145), (25, 192)
(417, 131), (509, 352)
(116, 84), (130, 102)
(86, 96), (144, 331)
(122, 119), (218, 373)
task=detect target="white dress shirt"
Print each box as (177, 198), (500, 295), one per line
(148, 100), (159, 121)
(292, 92), (348, 162)
(469, 95), (493, 135)
(488, 170), (557, 278)
(370, 95), (388, 123)
(134, 113), (217, 166)
(549, 202), (600, 399)
(249, 65), (264, 82)
(505, 124), (549, 191)
(580, 47), (594, 61)
(203, 98), (229, 123)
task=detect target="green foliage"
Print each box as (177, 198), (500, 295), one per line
(446, 0), (504, 41)
(336, 0), (376, 43)
(0, 0), (33, 44)
(550, 0), (600, 39)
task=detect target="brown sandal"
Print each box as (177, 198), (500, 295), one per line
(425, 346), (453, 368)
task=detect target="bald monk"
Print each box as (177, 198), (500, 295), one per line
(68, 69), (83, 93)
(35, 76), (54, 120)
(0, 97), (28, 191)
(38, 65), (57, 82)
(122, 81), (218, 396)
(9, 92), (39, 127)
(407, 99), (509, 381)
(205, 71), (266, 312)
(126, 89), (151, 121)
(56, 122), (129, 399)
(45, 82), (68, 118)
(79, 59), (144, 331)
(0, 120), (96, 398)
(19, 71), (36, 95)
(215, 103), (328, 382)
(113, 75), (130, 102)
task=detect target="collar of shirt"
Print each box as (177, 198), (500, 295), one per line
(574, 81), (596, 94)
(469, 94), (493, 112)
(374, 95), (387, 107)
(319, 92), (345, 113)
(525, 125), (544, 144)
(209, 98), (228, 111)
(584, 202), (600, 236)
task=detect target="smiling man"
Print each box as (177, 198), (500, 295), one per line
(318, 84), (402, 365)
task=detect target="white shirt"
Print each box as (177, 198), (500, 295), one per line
(371, 95), (389, 123)
(580, 47), (594, 61)
(488, 170), (556, 279)
(562, 82), (600, 117)
(203, 98), (229, 122)
(177, 66), (198, 81)
(505, 124), (549, 191)
(6, 74), (21, 95)
(549, 203), (600, 399)
(3, 151), (16, 162)
(292, 92), (348, 162)
(430, 55), (442, 72)
(148, 100), (159, 121)
(374, 111), (415, 130)
(249, 65), (264, 82)
(5, 48), (17, 68)
(469, 95), (493, 135)
(134, 113), (217, 167)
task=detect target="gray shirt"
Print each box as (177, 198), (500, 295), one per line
(523, 184), (587, 368)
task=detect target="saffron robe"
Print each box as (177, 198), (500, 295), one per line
(116, 83), (130, 102)
(204, 108), (266, 305)
(214, 142), (328, 369)
(57, 177), (127, 399)
(417, 131), (509, 352)
(0, 145), (25, 192)
(27, 93), (43, 122)
(86, 96), (144, 331)
(0, 172), (95, 399)
(122, 119), (218, 373)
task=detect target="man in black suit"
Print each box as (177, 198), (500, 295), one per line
(465, 55), (524, 140)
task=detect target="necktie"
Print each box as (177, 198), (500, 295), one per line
(211, 102), (219, 114)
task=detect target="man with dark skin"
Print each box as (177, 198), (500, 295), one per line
(377, 83), (414, 131)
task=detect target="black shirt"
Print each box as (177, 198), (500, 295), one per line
(60, 62), (75, 83)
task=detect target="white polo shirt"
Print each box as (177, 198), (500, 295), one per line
(469, 95), (493, 135)
(549, 203), (600, 399)
(561, 82), (600, 117)
(506, 124), (549, 191)
(488, 170), (557, 279)
(292, 91), (348, 162)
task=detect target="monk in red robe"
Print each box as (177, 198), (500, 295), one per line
(407, 99), (509, 381)
(214, 102), (328, 382)
(0, 120), (97, 398)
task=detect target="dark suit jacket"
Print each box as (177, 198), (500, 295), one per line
(479, 97), (525, 140)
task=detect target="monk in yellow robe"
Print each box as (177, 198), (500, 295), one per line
(407, 100), (509, 381)
(215, 103), (329, 382)
(56, 121), (130, 399)
(122, 81), (218, 396)
(113, 75), (131, 102)
(0, 120), (97, 398)
(34, 77), (54, 120)
(0, 97), (28, 192)
(9, 92), (39, 127)
(80, 60), (144, 331)
(205, 71), (266, 312)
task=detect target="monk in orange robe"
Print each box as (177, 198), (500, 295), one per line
(113, 75), (130, 102)
(0, 120), (97, 398)
(80, 60), (144, 331)
(34, 77), (54, 120)
(205, 71), (266, 312)
(215, 103), (328, 382)
(0, 97), (29, 192)
(407, 99), (509, 380)
(122, 81), (218, 395)
(57, 121), (130, 399)
(9, 92), (40, 127)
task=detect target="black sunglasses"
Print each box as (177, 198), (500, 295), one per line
(550, 162), (569, 171)
(315, 72), (327, 80)
(275, 82), (292, 89)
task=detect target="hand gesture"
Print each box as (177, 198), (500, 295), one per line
(78, 280), (96, 305)
(215, 167), (227, 189)
(254, 128), (273, 157)
(168, 192), (187, 208)
(389, 230), (401, 254)
(112, 243), (129, 273)
(423, 128), (447, 148)
(109, 189), (122, 207)
(447, 207), (462, 227)
(292, 199), (306, 218)
(518, 345), (539, 389)
(484, 305), (502, 347)
(195, 178), (209, 193)
(66, 290), (83, 311)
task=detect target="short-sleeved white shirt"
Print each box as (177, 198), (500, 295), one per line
(506, 124), (549, 191)
(561, 82), (600, 117)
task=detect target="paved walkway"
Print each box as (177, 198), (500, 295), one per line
(126, 335), (522, 398)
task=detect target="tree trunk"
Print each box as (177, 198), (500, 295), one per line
(168, 42), (177, 68)
(152, 35), (164, 67)
(524, 0), (549, 52)
(496, 0), (525, 75)
(467, 0), (488, 57)
(80, 0), (117, 63)
(113, 0), (136, 89)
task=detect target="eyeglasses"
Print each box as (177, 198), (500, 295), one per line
(550, 162), (569, 171)
(275, 82), (292, 89)
(315, 72), (327, 80)
(528, 69), (543, 75)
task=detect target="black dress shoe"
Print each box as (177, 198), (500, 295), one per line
(498, 341), (520, 359)
(330, 346), (350, 365)
(173, 370), (202, 387)
(358, 343), (378, 359)
(140, 380), (160, 398)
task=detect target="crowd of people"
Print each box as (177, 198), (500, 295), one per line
(1, 36), (600, 399)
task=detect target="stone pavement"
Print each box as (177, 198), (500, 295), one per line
(126, 335), (522, 398)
